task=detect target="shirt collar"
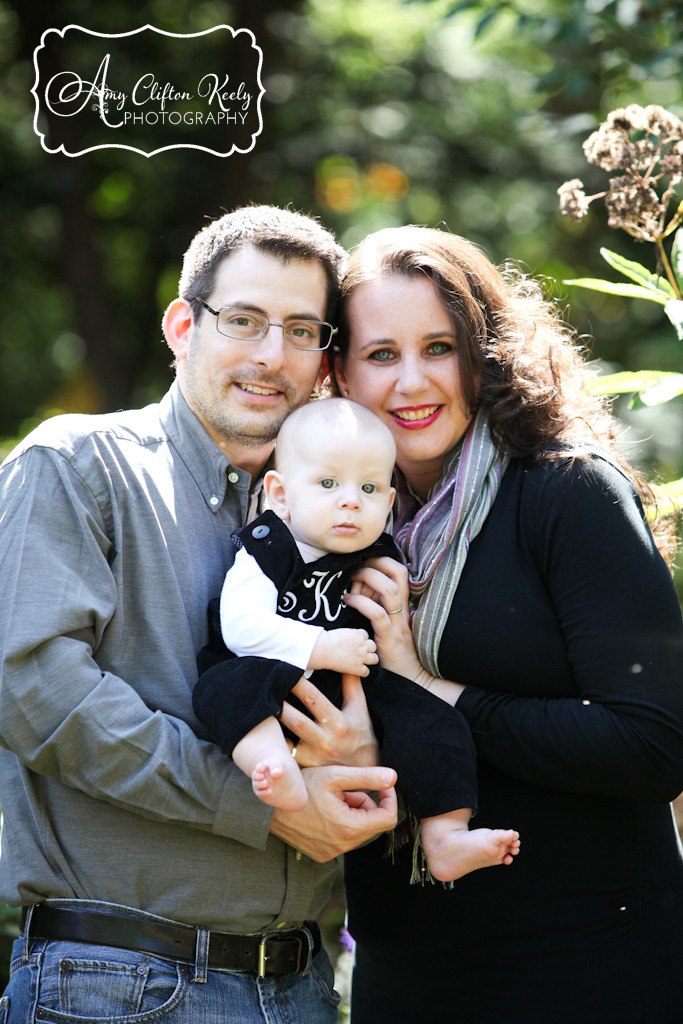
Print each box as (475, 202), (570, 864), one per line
(159, 381), (254, 513)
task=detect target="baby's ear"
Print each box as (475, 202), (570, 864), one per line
(388, 486), (396, 512)
(264, 470), (289, 520)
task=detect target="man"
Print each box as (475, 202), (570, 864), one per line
(0, 205), (397, 1023)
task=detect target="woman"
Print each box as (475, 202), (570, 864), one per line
(330, 227), (683, 1023)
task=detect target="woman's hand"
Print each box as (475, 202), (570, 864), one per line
(343, 556), (426, 682)
(344, 556), (465, 706)
(279, 674), (380, 768)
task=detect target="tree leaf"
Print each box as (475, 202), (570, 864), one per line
(585, 370), (680, 397)
(563, 278), (668, 303)
(474, 7), (501, 37)
(671, 229), (683, 292)
(599, 247), (677, 299)
(635, 373), (683, 406)
(647, 478), (683, 520)
(664, 299), (683, 339)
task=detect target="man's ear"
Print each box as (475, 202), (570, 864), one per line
(163, 299), (194, 363)
(264, 470), (289, 520)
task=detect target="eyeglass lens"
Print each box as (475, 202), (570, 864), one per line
(217, 309), (330, 350)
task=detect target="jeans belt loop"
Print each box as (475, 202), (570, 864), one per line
(21, 905), (35, 962)
(300, 924), (314, 976)
(193, 927), (210, 984)
(258, 935), (269, 978)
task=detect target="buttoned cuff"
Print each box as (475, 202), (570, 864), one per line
(212, 761), (274, 850)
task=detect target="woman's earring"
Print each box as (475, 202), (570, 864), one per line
(342, 389), (349, 397)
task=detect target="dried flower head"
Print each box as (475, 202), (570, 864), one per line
(660, 141), (683, 185)
(557, 179), (590, 220)
(606, 104), (650, 133)
(561, 103), (683, 241)
(604, 176), (664, 241)
(582, 127), (629, 172)
(643, 105), (683, 139)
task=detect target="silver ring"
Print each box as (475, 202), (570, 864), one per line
(387, 605), (403, 615)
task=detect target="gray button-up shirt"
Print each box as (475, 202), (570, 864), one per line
(0, 382), (337, 931)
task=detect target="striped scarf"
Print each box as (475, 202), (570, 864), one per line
(393, 409), (509, 677)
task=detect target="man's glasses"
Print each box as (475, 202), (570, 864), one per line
(191, 297), (337, 352)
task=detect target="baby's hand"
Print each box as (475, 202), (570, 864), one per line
(307, 628), (379, 676)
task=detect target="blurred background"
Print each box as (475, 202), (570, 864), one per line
(1, 0), (682, 992)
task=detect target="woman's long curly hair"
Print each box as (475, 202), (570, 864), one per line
(329, 226), (678, 564)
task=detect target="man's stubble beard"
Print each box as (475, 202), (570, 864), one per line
(184, 362), (301, 449)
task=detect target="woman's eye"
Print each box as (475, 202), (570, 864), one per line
(362, 483), (377, 494)
(367, 348), (395, 363)
(320, 478), (336, 489)
(428, 340), (455, 356)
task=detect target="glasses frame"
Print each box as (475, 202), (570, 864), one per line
(190, 297), (337, 352)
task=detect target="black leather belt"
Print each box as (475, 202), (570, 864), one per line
(21, 904), (320, 977)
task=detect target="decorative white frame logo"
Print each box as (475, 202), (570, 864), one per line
(32, 24), (265, 157)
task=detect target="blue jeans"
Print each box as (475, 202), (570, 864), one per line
(1, 902), (341, 1023)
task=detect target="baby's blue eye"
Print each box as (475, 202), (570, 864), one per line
(362, 483), (377, 494)
(320, 478), (336, 489)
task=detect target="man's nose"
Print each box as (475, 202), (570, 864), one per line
(249, 324), (288, 370)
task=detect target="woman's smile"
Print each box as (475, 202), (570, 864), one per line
(389, 404), (443, 428)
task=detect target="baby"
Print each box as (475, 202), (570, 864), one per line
(193, 399), (520, 882)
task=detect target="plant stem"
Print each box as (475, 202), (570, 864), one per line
(656, 238), (682, 299)
(662, 200), (683, 239)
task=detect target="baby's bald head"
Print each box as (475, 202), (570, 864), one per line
(275, 398), (396, 475)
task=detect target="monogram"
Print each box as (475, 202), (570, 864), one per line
(279, 570), (346, 624)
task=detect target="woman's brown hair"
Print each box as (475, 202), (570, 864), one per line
(330, 226), (678, 564)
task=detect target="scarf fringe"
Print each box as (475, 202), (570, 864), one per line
(386, 812), (454, 889)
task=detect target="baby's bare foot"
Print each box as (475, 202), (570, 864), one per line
(423, 827), (520, 883)
(252, 759), (308, 811)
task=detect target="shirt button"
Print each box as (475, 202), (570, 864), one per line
(228, 471), (240, 484)
(210, 496), (219, 506)
(252, 524), (270, 539)
(295, 850), (302, 861)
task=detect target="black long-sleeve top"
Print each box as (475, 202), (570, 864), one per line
(345, 455), (683, 1024)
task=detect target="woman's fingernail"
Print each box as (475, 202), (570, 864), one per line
(381, 770), (394, 786)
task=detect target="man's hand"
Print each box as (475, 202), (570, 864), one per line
(307, 628), (378, 676)
(280, 674), (379, 768)
(269, 765), (397, 862)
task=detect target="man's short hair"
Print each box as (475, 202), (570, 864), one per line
(179, 205), (347, 323)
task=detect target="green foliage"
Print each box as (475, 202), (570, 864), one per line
(557, 100), (683, 513)
(2, 0), (682, 439)
(565, 237), (683, 408)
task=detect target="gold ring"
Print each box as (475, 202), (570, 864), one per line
(291, 746), (298, 760)
(387, 605), (403, 615)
